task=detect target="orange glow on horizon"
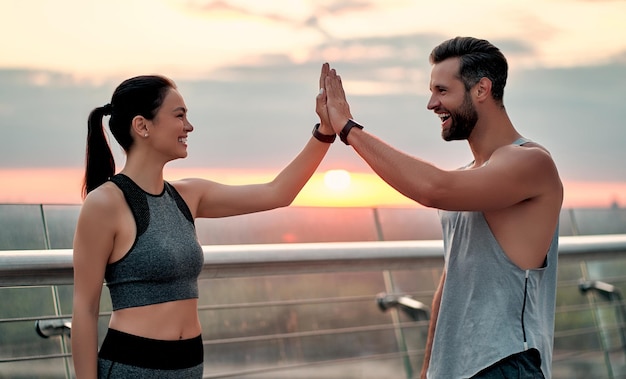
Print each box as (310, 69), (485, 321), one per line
(0, 167), (625, 209)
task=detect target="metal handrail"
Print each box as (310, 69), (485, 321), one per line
(0, 240), (445, 287)
(2, 235), (626, 287)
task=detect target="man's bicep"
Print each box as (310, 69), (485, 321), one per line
(435, 149), (550, 211)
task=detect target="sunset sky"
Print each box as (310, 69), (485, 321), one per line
(0, 0), (625, 208)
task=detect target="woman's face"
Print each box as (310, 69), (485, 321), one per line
(147, 88), (194, 161)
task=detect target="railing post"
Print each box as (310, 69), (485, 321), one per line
(381, 271), (414, 379)
(40, 205), (73, 379)
(579, 264), (616, 379)
(50, 285), (73, 379)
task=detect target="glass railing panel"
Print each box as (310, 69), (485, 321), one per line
(195, 207), (380, 245)
(592, 304), (624, 351)
(555, 283), (590, 309)
(198, 271), (387, 304)
(375, 208), (442, 241)
(197, 272), (391, 338)
(556, 259), (585, 283)
(558, 209), (576, 236)
(0, 287), (68, 370)
(607, 351), (626, 378)
(294, 329), (399, 361)
(554, 308), (602, 350)
(211, 356), (412, 379)
(384, 264), (442, 352)
(572, 254), (626, 378)
(202, 329), (403, 378)
(0, 359), (69, 379)
(398, 323), (428, 372)
(585, 259), (626, 282)
(42, 205), (80, 250)
(552, 350), (612, 379)
(53, 285), (74, 317)
(0, 287), (56, 319)
(0, 318), (66, 362)
(200, 299), (393, 341)
(571, 208), (626, 236)
(197, 270), (414, 377)
(0, 206), (622, 250)
(0, 204), (48, 250)
(388, 267), (443, 294)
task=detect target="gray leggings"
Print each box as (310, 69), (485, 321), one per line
(98, 359), (203, 379)
(97, 328), (203, 379)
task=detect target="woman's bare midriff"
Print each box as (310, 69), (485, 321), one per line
(108, 298), (201, 340)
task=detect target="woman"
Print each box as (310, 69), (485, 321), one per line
(71, 64), (335, 378)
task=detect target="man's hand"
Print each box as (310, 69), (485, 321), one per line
(324, 65), (353, 134)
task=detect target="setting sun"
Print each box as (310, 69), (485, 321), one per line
(323, 169), (351, 192)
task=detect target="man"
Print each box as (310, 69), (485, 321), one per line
(322, 36), (563, 378)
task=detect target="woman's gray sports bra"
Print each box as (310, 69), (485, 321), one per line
(104, 174), (204, 311)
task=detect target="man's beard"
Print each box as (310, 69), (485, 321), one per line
(442, 92), (478, 141)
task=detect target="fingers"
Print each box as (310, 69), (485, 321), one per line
(317, 62), (329, 101)
(324, 71), (333, 95)
(319, 62), (329, 91)
(325, 68), (345, 100)
(322, 66), (353, 134)
(315, 63), (331, 129)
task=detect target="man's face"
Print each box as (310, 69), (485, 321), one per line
(427, 58), (478, 141)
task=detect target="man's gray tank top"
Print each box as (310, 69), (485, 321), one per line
(427, 138), (559, 379)
(104, 174), (204, 311)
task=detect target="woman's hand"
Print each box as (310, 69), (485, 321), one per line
(315, 63), (334, 135)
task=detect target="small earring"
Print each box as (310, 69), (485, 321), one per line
(144, 133), (148, 137)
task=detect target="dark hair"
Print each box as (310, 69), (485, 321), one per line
(429, 36), (508, 103)
(82, 75), (176, 198)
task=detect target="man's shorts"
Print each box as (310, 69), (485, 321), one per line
(470, 348), (545, 379)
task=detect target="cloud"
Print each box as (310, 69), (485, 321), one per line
(0, 29), (624, 183)
(2, 62), (624, 182)
(182, 0), (380, 41)
(2, 0), (624, 81)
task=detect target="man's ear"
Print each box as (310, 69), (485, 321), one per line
(131, 115), (149, 138)
(475, 77), (492, 102)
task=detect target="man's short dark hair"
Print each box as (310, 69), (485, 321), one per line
(429, 37), (508, 103)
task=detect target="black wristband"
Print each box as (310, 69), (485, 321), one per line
(312, 123), (336, 143)
(339, 119), (363, 145)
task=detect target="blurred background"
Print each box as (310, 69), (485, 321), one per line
(0, 0), (625, 207)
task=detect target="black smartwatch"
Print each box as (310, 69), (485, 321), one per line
(339, 119), (363, 145)
(312, 123), (336, 143)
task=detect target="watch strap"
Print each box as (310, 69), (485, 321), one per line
(312, 123), (336, 143)
(339, 119), (363, 145)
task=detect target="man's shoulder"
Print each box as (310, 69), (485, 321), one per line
(490, 141), (563, 202)
(493, 140), (556, 168)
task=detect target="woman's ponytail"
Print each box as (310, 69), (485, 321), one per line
(82, 105), (115, 199)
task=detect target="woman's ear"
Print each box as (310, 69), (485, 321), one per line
(131, 115), (149, 138)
